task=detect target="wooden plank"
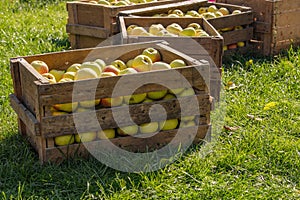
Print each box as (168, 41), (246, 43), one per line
(44, 124), (210, 164)
(222, 27), (253, 45)
(40, 94), (211, 138)
(66, 24), (109, 38)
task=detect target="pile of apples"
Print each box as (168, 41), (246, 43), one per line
(30, 48), (198, 146)
(152, 5), (242, 20)
(79, 0), (159, 6)
(127, 22), (210, 37)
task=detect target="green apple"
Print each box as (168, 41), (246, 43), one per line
(171, 9), (184, 17)
(166, 23), (183, 35)
(132, 55), (153, 72)
(163, 93), (176, 100)
(119, 68), (138, 75)
(151, 61), (171, 71)
(147, 90), (168, 100)
(30, 60), (49, 74)
(180, 27), (196, 37)
(98, 129), (115, 139)
(124, 93), (147, 104)
(198, 7), (208, 14)
(75, 132), (97, 143)
(219, 7), (230, 15)
(117, 125), (139, 136)
(202, 12), (216, 19)
(168, 88), (185, 95)
(67, 63), (81, 72)
(139, 122), (159, 134)
(185, 10), (201, 17)
(55, 134), (75, 146)
(49, 69), (65, 82)
(81, 61), (102, 77)
(94, 58), (106, 70)
(187, 23), (202, 30)
(179, 120), (196, 128)
(79, 99), (101, 108)
(42, 72), (56, 84)
(181, 115), (196, 121)
(126, 59), (134, 68)
(232, 10), (242, 14)
(159, 118), (179, 131)
(101, 96), (123, 107)
(170, 59), (186, 68)
(111, 59), (127, 70)
(215, 11), (224, 17)
(149, 24), (165, 35)
(62, 71), (76, 80)
(98, 0), (110, 5)
(178, 88), (195, 97)
(128, 26), (148, 36)
(142, 47), (161, 62)
(74, 68), (98, 80)
(207, 5), (218, 13)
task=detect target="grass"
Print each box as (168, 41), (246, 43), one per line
(0, 0), (299, 199)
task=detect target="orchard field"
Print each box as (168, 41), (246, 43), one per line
(0, 0), (299, 199)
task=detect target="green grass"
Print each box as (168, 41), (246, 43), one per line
(0, 0), (299, 199)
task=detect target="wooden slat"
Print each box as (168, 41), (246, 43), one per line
(222, 27), (253, 45)
(66, 24), (110, 38)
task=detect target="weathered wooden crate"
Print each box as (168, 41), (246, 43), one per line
(217, 0), (300, 55)
(66, 0), (183, 49)
(10, 41), (212, 164)
(119, 0), (254, 55)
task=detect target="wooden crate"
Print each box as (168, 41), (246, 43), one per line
(119, 0), (254, 55)
(9, 41), (212, 164)
(217, 0), (300, 55)
(66, 0), (183, 49)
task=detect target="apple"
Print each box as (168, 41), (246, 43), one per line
(126, 59), (134, 68)
(149, 24), (165, 35)
(196, 30), (210, 37)
(180, 27), (196, 37)
(42, 73), (56, 84)
(94, 58), (106, 70)
(74, 68), (98, 80)
(98, 129), (115, 139)
(100, 72), (117, 77)
(55, 134), (75, 146)
(143, 97), (154, 103)
(142, 48), (161, 63)
(53, 102), (78, 113)
(178, 88), (195, 97)
(187, 23), (202, 30)
(111, 59), (127, 70)
(166, 23), (183, 35)
(170, 59), (186, 68)
(30, 60), (49, 74)
(198, 7), (208, 14)
(219, 7), (230, 15)
(117, 125), (139, 136)
(159, 119), (179, 131)
(75, 106), (93, 113)
(215, 11), (224, 17)
(179, 120), (196, 128)
(228, 43), (238, 50)
(139, 122), (159, 134)
(168, 88), (185, 95)
(156, 29), (177, 37)
(132, 55), (153, 72)
(114, 0), (128, 6)
(147, 90), (168, 100)
(62, 71), (76, 80)
(223, 45), (228, 51)
(237, 41), (245, 47)
(167, 13), (180, 17)
(234, 25), (243, 30)
(58, 78), (74, 83)
(202, 12), (216, 19)
(124, 93), (147, 104)
(207, 5), (218, 13)
(151, 61), (171, 71)
(81, 61), (102, 77)
(128, 26), (148, 36)
(103, 65), (120, 75)
(181, 115), (196, 121)
(79, 99), (101, 108)
(98, 0), (110, 5)
(171, 9), (184, 17)
(101, 96), (123, 107)
(119, 68), (138, 75)
(51, 110), (69, 116)
(163, 93), (176, 100)
(232, 10), (242, 14)
(126, 24), (138, 34)
(75, 132), (97, 143)
(67, 63), (81, 72)
(49, 69), (65, 82)
(185, 10), (201, 17)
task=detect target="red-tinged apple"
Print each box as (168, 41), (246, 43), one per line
(181, 115), (196, 121)
(42, 73), (56, 84)
(151, 61), (171, 71)
(111, 59), (127, 70)
(142, 48), (161, 63)
(94, 58), (106, 70)
(179, 88), (195, 97)
(117, 125), (139, 136)
(159, 118), (179, 131)
(74, 68), (98, 80)
(124, 93), (147, 104)
(119, 68), (138, 75)
(168, 88), (185, 95)
(81, 61), (102, 77)
(100, 72), (117, 77)
(79, 99), (101, 108)
(180, 120), (196, 128)
(126, 59), (134, 68)
(139, 122), (159, 134)
(101, 96), (123, 107)
(228, 43), (238, 50)
(149, 24), (165, 35)
(30, 60), (49, 74)
(67, 63), (81, 72)
(55, 134), (75, 146)
(103, 65), (120, 75)
(75, 132), (97, 143)
(163, 93), (176, 100)
(49, 69), (65, 82)
(219, 7), (230, 15)
(147, 90), (168, 100)
(62, 71), (76, 80)
(132, 55), (153, 72)
(98, 129), (115, 139)
(170, 59), (186, 68)
(166, 23), (183, 35)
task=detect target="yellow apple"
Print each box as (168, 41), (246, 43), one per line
(170, 59), (186, 68)
(159, 119), (179, 131)
(185, 10), (201, 17)
(111, 59), (127, 70)
(151, 61), (171, 71)
(219, 7), (230, 15)
(119, 68), (138, 75)
(207, 5), (218, 13)
(128, 26), (148, 36)
(53, 102), (78, 113)
(67, 63), (81, 72)
(75, 106), (93, 113)
(101, 96), (123, 107)
(102, 65), (120, 75)
(187, 23), (202, 30)
(62, 71), (76, 80)
(117, 125), (139, 136)
(94, 59), (106, 71)
(237, 41), (245, 47)
(163, 93), (176, 100)
(51, 109), (69, 116)
(49, 69), (65, 82)
(168, 88), (185, 95)
(198, 7), (208, 14)
(132, 55), (153, 72)
(79, 99), (101, 108)
(181, 115), (196, 121)
(124, 93), (147, 104)
(139, 122), (159, 134)
(149, 24), (165, 35)
(142, 47), (161, 62)
(75, 132), (97, 143)
(166, 23), (183, 35)
(30, 60), (49, 74)
(147, 90), (168, 100)
(178, 88), (195, 97)
(126, 59), (134, 68)
(143, 97), (154, 103)
(179, 120), (196, 128)
(100, 72), (117, 77)
(215, 11), (224, 17)
(81, 61), (102, 77)
(42, 72), (56, 84)
(55, 134), (75, 146)
(232, 10), (242, 14)
(98, 129), (115, 139)
(98, 0), (110, 5)
(179, 27), (196, 37)
(74, 68), (98, 80)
